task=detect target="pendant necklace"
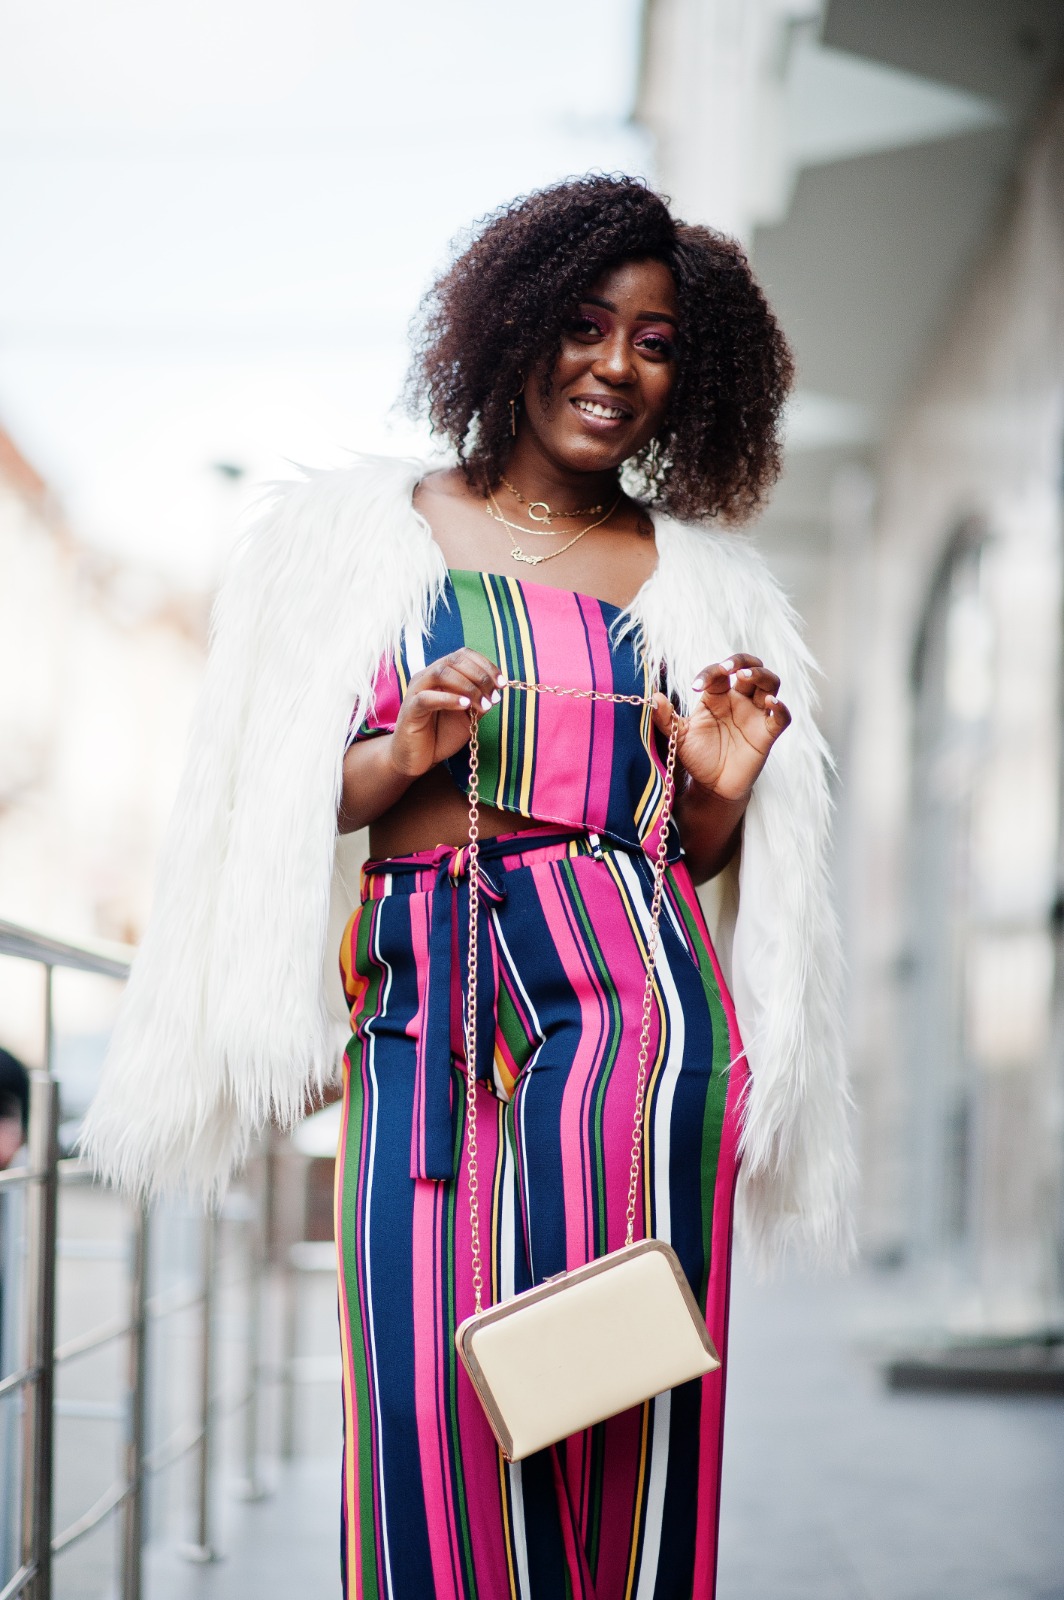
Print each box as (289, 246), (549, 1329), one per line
(497, 473), (607, 525)
(485, 487), (623, 567)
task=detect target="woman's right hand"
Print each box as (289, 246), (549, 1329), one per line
(388, 648), (504, 778)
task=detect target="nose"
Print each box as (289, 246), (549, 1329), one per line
(591, 328), (636, 386)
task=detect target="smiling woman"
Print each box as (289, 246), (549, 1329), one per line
(81, 174), (852, 1600)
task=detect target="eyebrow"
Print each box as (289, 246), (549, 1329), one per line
(582, 293), (679, 329)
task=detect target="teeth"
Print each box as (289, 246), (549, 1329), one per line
(575, 399), (626, 420)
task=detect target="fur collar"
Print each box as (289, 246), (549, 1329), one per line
(81, 453), (853, 1267)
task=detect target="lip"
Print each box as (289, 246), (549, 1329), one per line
(569, 394), (635, 432)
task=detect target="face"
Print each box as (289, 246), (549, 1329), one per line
(521, 257), (680, 474)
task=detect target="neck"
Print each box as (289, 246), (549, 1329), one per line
(500, 433), (621, 512)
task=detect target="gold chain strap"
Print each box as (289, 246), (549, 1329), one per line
(464, 681), (682, 1316)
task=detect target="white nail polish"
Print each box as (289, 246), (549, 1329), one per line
(496, 673), (506, 688)
(740, 668), (753, 678)
(721, 658), (735, 671)
(691, 677), (705, 692)
(729, 674), (737, 689)
(491, 689), (501, 704)
(458, 696), (470, 707)
(481, 696), (492, 712)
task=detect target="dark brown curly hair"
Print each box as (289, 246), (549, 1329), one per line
(405, 174), (794, 524)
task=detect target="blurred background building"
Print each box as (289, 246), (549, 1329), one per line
(2, 2), (1064, 1596)
(643, 0), (1064, 1337)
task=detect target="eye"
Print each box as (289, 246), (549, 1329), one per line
(635, 331), (675, 359)
(567, 312), (607, 339)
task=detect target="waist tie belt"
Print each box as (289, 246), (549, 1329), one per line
(361, 827), (614, 1182)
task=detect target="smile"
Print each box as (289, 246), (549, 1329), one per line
(572, 398), (630, 421)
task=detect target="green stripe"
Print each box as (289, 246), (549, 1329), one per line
(671, 884), (732, 1302)
(338, 1040), (382, 1600)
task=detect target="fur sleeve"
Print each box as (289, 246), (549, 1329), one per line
(630, 516), (856, 1269)
(79, 455), (445, 1201)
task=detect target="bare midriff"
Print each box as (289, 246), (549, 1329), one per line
(366, 762), (542, 860)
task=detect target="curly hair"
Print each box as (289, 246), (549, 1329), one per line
(405, 174), (794, 525)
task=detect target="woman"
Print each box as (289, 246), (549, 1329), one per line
(83, 176), (851, 1598)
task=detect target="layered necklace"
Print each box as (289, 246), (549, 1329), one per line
(485, 476), (623, 567)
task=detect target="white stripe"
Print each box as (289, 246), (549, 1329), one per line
(507, 1460), (532, 1599)
(634, 1392), (671, 1599)
(403, 619), (427, 675)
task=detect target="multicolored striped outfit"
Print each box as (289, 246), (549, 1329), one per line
(335, 569), (747, 1599)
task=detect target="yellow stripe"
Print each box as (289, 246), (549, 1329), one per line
(482, 578), (511, 809)
(503, 578), (539, 815)
(623, 1401), (652, 1598)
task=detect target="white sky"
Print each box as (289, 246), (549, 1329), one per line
(1, 0), (649, 587)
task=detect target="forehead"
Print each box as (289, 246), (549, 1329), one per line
(582, 258), (678, 315)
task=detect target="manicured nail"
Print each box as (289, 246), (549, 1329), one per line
(491, 689), (501, 705)
(729, 674), (737, 688)
(691, 676), (705, 692)
(496, 673), (506, 688)
(740, 668), (753, 678)
(481, 696), (492, 712)
(458, 695), (470, 707)
(721, 658), (735, 671)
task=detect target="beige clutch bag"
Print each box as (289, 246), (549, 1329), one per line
(455, 1238), (719, 1461)
(454, 688), (718, 1463)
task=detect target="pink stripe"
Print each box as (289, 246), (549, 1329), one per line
(334, 1057), (364, 1597)
(520, 587), (600, 833)
(452, 1091), (512, 1595)
(412, 1179), (464, 1600)
(407, 895), (431, 1178)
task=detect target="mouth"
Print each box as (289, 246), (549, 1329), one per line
(571, 396), (633, 424)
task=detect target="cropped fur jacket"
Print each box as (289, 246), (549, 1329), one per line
(81, 453), (854, 1267)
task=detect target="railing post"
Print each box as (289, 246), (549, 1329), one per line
(120, 1201), (150, 1600)
(235, 1155), (266, 1502)
(21, 1060), (60, 1600)
(182, 1212), (218, 1563)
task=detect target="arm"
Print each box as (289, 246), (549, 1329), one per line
(338, 647), (503, 834)
(653, 653), (792, 886)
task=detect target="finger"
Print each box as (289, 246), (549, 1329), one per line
(651, 692), (681, 734)
(406, 688), (475, 717)
(429, 661), (502, 713)
(690, 663), (733, 698)
(418, 650), (503, 703)
(730, 665), (782, 701)
(451, 648), (506, 695)
(764, 695), (792, 734)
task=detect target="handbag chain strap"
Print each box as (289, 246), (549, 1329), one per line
(464, 680), (682, 1316)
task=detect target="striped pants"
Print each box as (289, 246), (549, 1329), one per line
(335, 827), (746, 1600)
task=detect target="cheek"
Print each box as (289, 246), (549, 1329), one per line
(643, 367), (676, 425)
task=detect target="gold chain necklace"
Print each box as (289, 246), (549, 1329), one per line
(486, 487), (622, 567)
(498, 473), (607, 524)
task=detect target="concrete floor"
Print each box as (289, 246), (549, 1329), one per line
(141, 1259), (1064, 1600)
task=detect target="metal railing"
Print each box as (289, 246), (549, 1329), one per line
(0, 919), (266, 1600)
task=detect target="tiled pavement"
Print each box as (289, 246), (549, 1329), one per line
(144, 1261), (1064, 1600)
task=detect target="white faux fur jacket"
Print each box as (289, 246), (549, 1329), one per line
(81, 452), (853, 1266)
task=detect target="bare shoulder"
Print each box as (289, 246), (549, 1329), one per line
(414, 466), (475, 507)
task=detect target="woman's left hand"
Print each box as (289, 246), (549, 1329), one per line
(652, 654), (791, 803)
